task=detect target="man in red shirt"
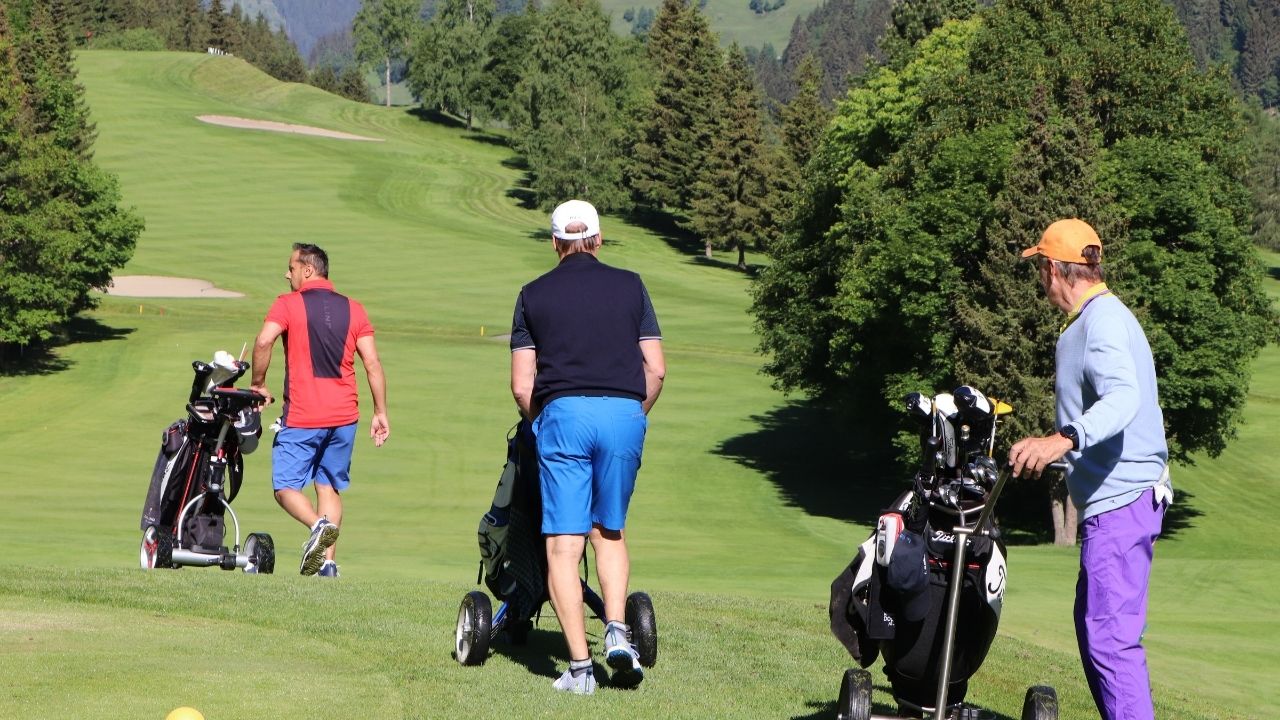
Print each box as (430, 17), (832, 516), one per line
(251, 243), (389, 577)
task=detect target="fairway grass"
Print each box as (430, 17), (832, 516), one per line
(0, 52), (1275, 718)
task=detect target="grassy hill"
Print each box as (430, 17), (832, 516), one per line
(0, 50), (1274, 719)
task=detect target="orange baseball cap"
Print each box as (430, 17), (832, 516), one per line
(1021, 218), (1102, 263)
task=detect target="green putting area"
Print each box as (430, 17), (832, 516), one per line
(0, 52), (1274, 719)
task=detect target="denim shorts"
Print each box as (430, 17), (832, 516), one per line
(271, 423), (357, 492)
(533, 396), (647, 534)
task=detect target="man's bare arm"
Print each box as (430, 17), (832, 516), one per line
(250, 321), (284, 404)
(511, 348), (537, 419)
(640, 339), (665, 414)
(356, 334), (389, 446)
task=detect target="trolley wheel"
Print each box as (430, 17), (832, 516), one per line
(244, 532), (275, 574)
(1021, 685), (1058, 720)
(140, 526), (173, 569)
(837, 668), (872, 720)
(455, 591), (493, 666)
(625, 591), (658, 667)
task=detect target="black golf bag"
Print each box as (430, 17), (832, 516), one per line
(476, 420), (547, 627)
(455, 418), (658, 668)
(830, 387), (1009, 714)
(139, 354), (268, 571)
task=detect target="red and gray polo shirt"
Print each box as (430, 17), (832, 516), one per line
(265, 278), (374, 428)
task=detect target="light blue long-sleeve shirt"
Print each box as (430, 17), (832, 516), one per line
(1056, 289), (1169, 519)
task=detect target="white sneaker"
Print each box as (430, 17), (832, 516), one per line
(604, 621), (643, 688)
(552, 664), (596, 694)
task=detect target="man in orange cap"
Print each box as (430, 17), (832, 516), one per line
(1010, 219), (1172, 720)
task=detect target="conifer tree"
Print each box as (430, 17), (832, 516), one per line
(17, 0), (95, 159)
(0, 0), (143, 347)
(779, 53), (828, 172)
(471, 8), (534, 126)
(688, 44), (778, 267)
(207, 0), (227, 50)
(510, 0), (634, 210)
(628, 0), (722, 214)
(881, 0), (976, 68)
(179, 0), (205, 52)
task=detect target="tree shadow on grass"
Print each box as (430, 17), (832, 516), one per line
(715, 398), (1200, 547)
(714, 400), (900, 528)
(619, 205), (702, 257)
(1162, 486), (1202, 537)
(0, 316), (134, 377)
(407, 106), (466, 130)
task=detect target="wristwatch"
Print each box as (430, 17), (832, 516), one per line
(1059, 425), (1079, 451)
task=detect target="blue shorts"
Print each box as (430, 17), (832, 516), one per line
(271, 423), (358, 492)
(533, 396), (647, 534)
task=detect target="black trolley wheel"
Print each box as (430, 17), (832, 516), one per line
(140, 526), (174, 570)
(455, 591), (493, 666)
(244, 532), (275, 574)
(836, 668), (872, 720)
(1021, 685), (1058, 720)
(625, 591), (658, 667)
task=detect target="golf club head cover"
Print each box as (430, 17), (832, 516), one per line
(875, 512), (904, 567)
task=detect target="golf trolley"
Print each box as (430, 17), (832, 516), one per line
(829, 386), (1062, 720)
(139, 352), (275, 574)
(454, 420), (658, 670)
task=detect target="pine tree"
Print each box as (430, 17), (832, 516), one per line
(779, 53), (828, 172)
(628, 0), (722, 214)
(1239, 0), (1280, 104)
(471, 7), (535, 126)
(881, 0), (976, 68)
(207, 0), (227, 50)
(688, 44), (779, 268)
(16, 0), (96, 159)
(510, 0), (635, 210)
(409, 0), (497, 129)
(179, 0), (204, 51)
(0, 0), (143, 347)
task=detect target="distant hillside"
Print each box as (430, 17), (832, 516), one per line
(272, 0), (361, 60)
(230, 0), (286, 29)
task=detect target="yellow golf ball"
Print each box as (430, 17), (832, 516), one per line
(165, 708), (204, 720)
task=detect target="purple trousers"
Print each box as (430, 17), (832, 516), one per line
(1075, 489), (1166, 720)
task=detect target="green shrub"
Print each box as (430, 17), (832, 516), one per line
(91, 28), (166, 52)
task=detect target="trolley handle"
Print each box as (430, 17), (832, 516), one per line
(210, 387), (266, 412)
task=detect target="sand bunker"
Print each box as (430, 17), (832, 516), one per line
(107, 275), (244, 298)
(197, 115), (383, 142)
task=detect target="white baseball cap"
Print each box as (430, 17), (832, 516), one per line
(550, 199), (601, 241)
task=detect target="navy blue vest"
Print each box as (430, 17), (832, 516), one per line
(516, 254), (653, 406)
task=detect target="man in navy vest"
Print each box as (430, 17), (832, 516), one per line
(510, 200), (666, 694)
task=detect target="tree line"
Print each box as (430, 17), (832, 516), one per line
(0, 0), (143, 351)
(356, 0), (818, 269)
